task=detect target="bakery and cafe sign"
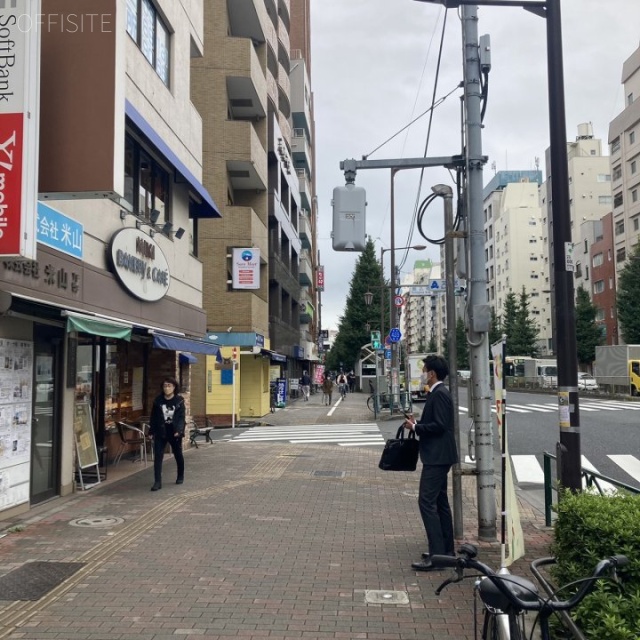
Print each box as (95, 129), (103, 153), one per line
(108, 228), (170, 302)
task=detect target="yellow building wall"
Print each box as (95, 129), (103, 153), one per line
(204, 347), (272, 420)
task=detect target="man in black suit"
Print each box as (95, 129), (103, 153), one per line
(403, 355), (458, 571)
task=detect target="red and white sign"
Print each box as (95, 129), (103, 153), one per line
(232, 347), (237, 360)
(232, 247), (260, 289)
(316, 265), (324, 291)
(0, 1), (41, 259)
(394, 295), (404, 307)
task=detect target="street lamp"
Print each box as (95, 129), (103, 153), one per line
(380, 244), (427, 411)
(364, 291), (374, 334)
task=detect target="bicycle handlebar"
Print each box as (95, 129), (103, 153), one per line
(432, 546), (629, 612)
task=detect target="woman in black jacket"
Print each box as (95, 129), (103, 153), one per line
(148, 377), (186, 491)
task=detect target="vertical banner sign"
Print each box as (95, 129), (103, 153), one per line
(232, 247), (260, 289)
(0, 1), (41, 259)
(491, 337), (524, 567)
(316, 265), (324, 291)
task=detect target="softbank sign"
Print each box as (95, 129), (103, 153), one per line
(0, 0), (40, 259)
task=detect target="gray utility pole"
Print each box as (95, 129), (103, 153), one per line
(433, 184), (463, 539)
(461, 4), (495, 540)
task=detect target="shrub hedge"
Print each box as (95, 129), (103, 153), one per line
(550, 490), (640, 639)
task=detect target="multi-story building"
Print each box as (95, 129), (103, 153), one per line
(542, 124), (612, 351)
(0, 1), (220, 519)
(192, 0), (316, 421)
(401, 260), (441, 353)
(588, 213), (618, 345)
(609, 46), (640, 309)
(482, 171), (549, 353)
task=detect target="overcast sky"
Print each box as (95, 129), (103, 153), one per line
(310, 0), (640, 332)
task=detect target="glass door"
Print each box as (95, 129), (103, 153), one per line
(31, 325), (63, 504)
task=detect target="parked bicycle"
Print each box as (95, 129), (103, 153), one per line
(430, 543), (628, 640)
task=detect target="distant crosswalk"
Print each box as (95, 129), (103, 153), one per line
(228, 423), (385, 447)
(464, 453), (640, 490)
(459, 400), (640, 414)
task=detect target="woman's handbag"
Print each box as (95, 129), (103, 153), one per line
(378, 425), (420, 471)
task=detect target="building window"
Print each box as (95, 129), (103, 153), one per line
(615, 220), (625, 235)
(613, 192), (623, 208)
(595, 308), (605, 322)
(596, 173), (611, 182)
(611, 137), (621, 153)
(575, 262), (582, 278)
(631, 130), (636, 145)
(634, 217), (640, 232)
(616, 247), (626, 263)
(593, 280), (605, 294)
(584, 266), (589, 281)
(599, 195), (612, 205)
(629, 93), (634, 106)
(633, 189), (638, 203)
(124, 133), (171, 220)
(612, 165), (622, 181)
(592, 253), (603, 267)
(632, 160), (637, 175)
(127, 0), (171, 86)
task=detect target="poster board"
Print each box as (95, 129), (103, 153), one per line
(73, 402), (98, 469)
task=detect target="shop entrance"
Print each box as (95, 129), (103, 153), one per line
(31, 325), (63, 504)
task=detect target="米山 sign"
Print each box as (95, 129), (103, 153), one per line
(0, 1), (41, 260)
(108, 228), (170, 302)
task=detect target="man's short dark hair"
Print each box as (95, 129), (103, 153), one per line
(425, 355), (449, 381)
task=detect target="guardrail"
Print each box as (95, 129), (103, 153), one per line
(542, 451), (640, 526)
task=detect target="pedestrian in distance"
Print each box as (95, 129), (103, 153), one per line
(336, 371), (348, 399)
(300, 370), (311, 401)
(347, 370), (356, 393)
(403, 355), (458, 572)
(321, 374), (334, 406)
(148, 377), (186, 491)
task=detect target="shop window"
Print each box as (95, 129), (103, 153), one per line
(124, 134), (171, 220)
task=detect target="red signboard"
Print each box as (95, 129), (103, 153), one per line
(0, 114), (25, 255)
(317, 265), (324, 291)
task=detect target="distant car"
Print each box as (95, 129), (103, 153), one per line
(578, 373), (598, 390)
(458, 370), (471, 380)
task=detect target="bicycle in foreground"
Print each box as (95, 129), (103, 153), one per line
(431, 543), (628, 640)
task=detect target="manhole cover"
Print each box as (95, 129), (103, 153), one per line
(311, 470), (346, 478)
(69, 516), (125, 528)
(365, 590), (409, 605)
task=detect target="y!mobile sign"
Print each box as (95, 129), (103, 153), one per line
(232, 247), (260, 289)
(0, 1), (41, 259)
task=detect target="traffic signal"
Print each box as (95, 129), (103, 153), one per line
(331, 184), (366, 251)
(371, 331), (381, 349)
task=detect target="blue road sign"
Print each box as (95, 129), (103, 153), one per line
(384, 349), (392, 359)
(389, 327), (401, 343)
(430, 280), (440, 290)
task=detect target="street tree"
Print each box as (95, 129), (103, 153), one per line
(575, 285), (602, 367)
(511, 287), (539, 357)
(502, 292), (518, 355)
(456, 316), (469, 368)
(617, 242), (640, 344)
(326, 238), (385, 372)
(489, 307), (502, 346)
(428, 335), (438, 352)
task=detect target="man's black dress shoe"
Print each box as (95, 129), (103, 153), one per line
(411, 560), (439, 572)
(176, 477), (184, 485)
(151, 482), (161, 491)
(421, 552), (430, 560)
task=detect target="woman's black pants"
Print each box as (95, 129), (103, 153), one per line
(153, 434), (184, 483)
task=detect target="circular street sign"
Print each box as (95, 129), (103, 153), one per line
(393, 295), (404, 307)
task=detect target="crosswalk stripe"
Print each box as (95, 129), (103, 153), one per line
(233, 433), (382, 442)
(338, 441), (385, 447)
(502, 405), (530, 413)
(511, 455), (544, 484)
(512, 403), (554, 413)
(601, 401), (640, 411)
(580, 456), (618, 492)
(609, 455), (640, 484)
(580, 403), (621, 411)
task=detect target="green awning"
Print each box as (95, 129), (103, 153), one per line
(65, 312), (132, 341)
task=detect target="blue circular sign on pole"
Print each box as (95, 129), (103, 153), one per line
(389, 328), (402, 343)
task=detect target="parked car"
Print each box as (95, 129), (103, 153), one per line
(458, 370), (471, 380)
(578, 372), (599, 391)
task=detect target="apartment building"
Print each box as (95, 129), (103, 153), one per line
(401, 260), (442, 354)
(482, 171), (549, 353)
(0, 1), (219, 519)
(542, 124), (612, 351)
(191, 0), (317, 421)
(609, 46), (640, 291)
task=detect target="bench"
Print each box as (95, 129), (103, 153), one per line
(188, 416), (214, 448)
